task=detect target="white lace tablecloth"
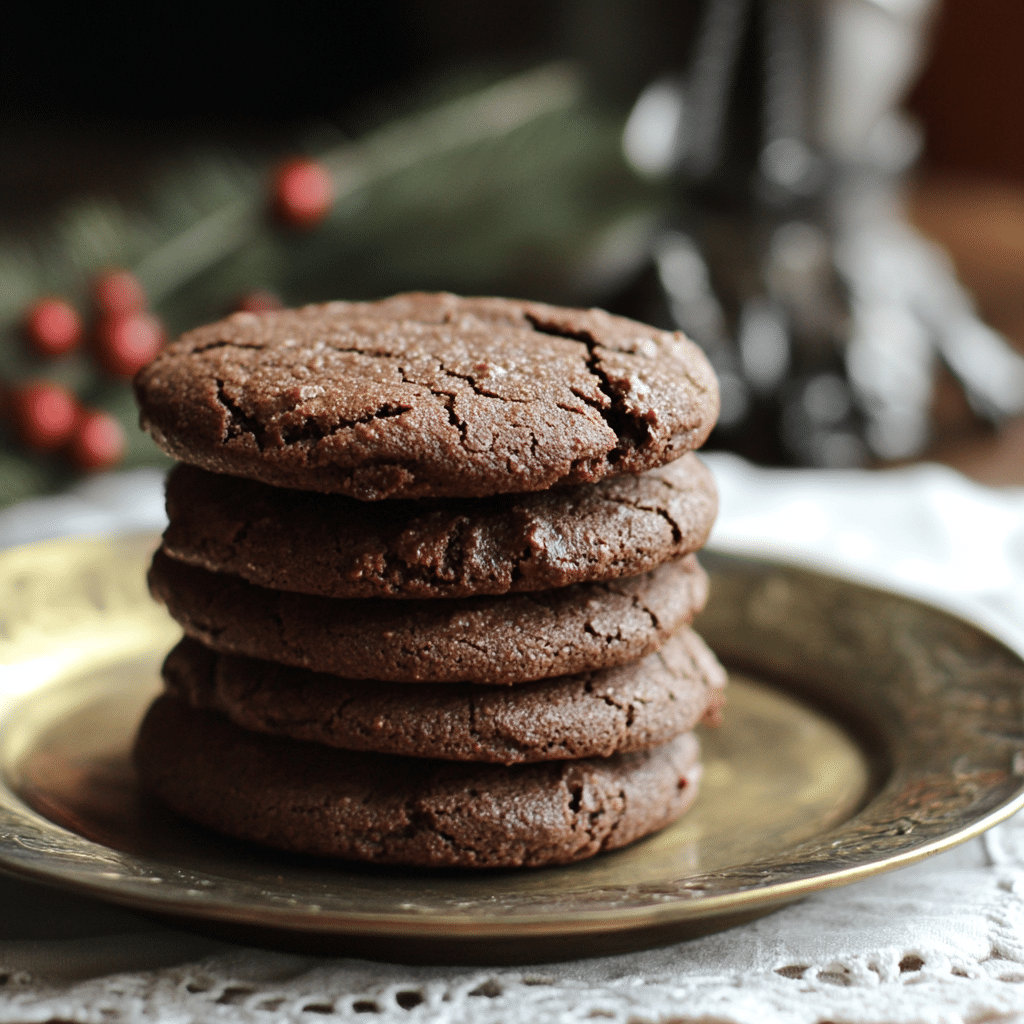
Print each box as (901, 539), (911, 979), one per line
(3, 456), (1024, 1024)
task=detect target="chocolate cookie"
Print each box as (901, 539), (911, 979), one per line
(161, 453), (717, 600)
(148, 551), (708, 684)
(163, 629), (727, 764)
(134, 695), (702, 867)
(134, 293), (719, 500)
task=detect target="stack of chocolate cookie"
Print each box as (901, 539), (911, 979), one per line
(132, 293), (724, 868)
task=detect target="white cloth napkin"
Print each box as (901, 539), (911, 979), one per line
(3, 457), (1024, 1024)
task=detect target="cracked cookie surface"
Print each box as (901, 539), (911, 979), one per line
(161, 453), (717, 599)
(148, 550), (708, 684)
(163, 630), (726, 764)
(134, 293), (719, 500)
(135, 695), (702, 867)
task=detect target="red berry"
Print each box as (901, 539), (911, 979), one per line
(13, 382), (79, 451)
(25, 298), (83, 357)
(272, 158), (334, 227)
(94, 270), (147, 318)
(95, 313), (165, 377)
(235, 290), (284, 314)
(70, 408), (126, 471)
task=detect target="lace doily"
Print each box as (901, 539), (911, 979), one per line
(2, 456), (1024, 1024)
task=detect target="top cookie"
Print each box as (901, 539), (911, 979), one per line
(134, 293), (719, 499)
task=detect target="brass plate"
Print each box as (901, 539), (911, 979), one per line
(1, 533), (1024, 964)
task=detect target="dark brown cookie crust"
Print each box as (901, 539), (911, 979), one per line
(163, 629), (727, 764)
(134, 293), (719, 500)
(161, 453), (717, 600)
(134, 695), (702, 867)
(148, 551), (708, 685)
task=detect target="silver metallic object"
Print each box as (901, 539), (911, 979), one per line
(623, 0), (1024, 466)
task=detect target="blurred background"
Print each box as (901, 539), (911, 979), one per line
(0, 0), (1021, 507)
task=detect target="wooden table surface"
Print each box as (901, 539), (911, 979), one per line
(909, 173), (1024, 487)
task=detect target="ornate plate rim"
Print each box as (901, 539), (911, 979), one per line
(1, 533), (1023, 948)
